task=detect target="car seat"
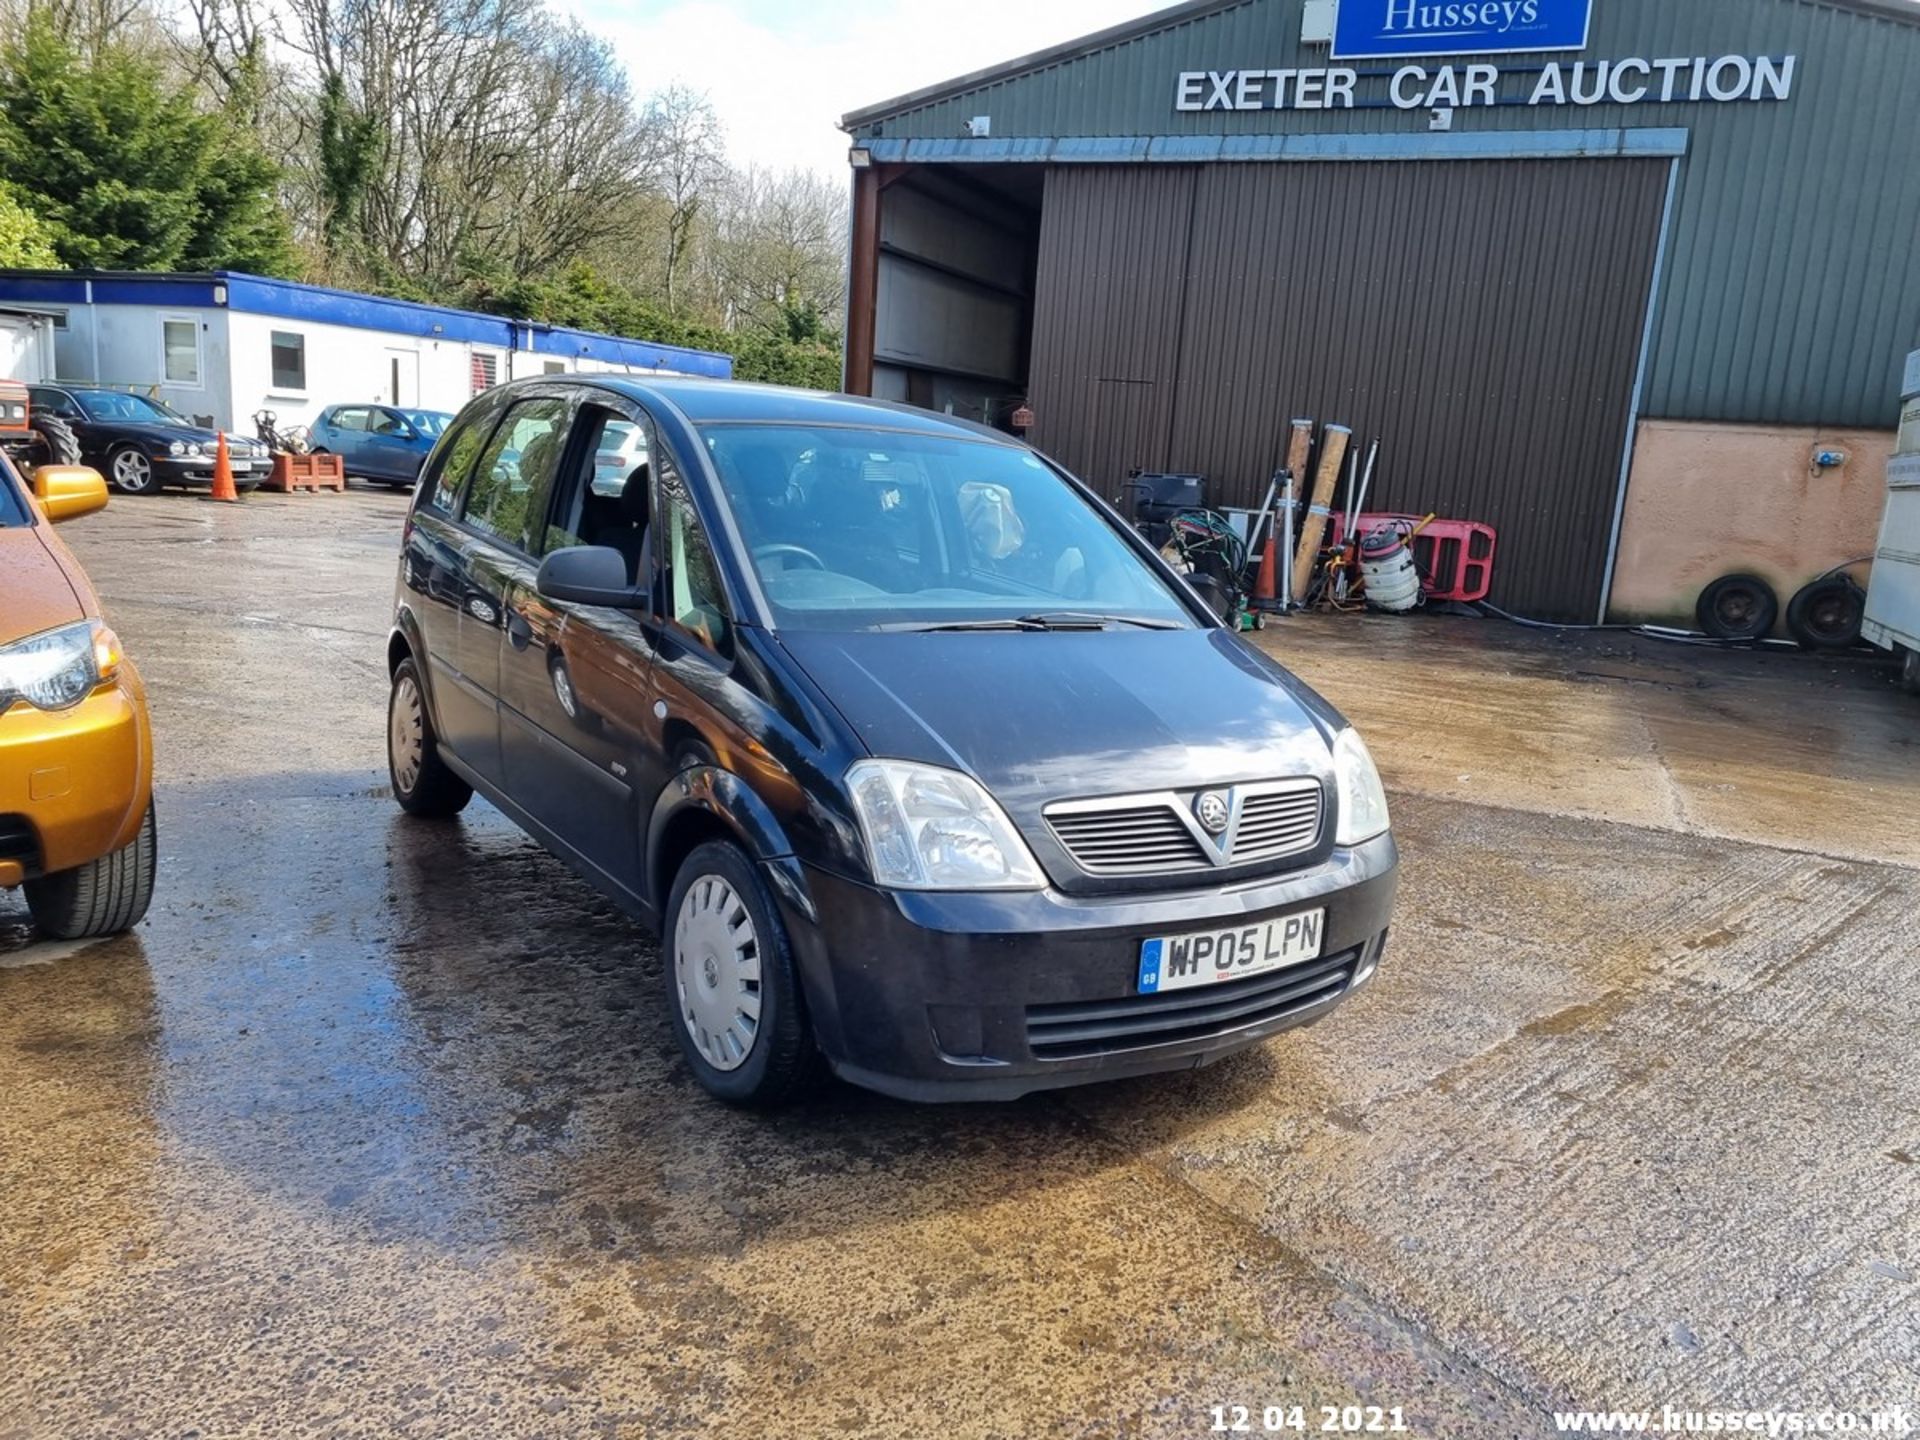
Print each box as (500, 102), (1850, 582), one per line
(583, 463), (651, 584)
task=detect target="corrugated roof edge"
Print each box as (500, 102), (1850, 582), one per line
(840, 0), (1920, 129)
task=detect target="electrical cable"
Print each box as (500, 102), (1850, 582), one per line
(1472, 600), (1803, 649)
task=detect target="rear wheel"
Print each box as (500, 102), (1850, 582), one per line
(1902, 648), (1920, 696)
(388, 657), (472, 817)
(108, 445), (159, 495)
(665, 839), (819, 1106)
(25, 803), (157, 940)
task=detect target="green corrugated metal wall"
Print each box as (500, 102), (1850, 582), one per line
(847, 0), (1920, 429)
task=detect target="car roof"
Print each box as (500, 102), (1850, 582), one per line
(512, 376), (1023, 446)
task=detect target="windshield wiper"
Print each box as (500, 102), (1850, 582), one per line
(885, 612), (1179, 634)
(883, 617), (1055, 633)
(1020, 612), (1181, 631)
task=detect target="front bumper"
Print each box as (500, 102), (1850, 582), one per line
(782, 833), (1398, 1101)
(153, 454), (268, 487)
(0, 669), (153, 885)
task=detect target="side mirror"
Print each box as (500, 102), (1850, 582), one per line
(32, 465), (109, 523)
(536, 545), (642, 608)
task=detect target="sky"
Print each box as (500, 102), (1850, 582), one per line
(559, 0), (1173, 176)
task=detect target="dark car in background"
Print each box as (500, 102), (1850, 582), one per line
(310, 404), (453, 487)
(385, 377), (1397, 1106)
(28, 386), (270, 496)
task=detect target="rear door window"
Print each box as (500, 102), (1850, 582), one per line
(331, 408), (370, 432)
(544, 407), (649, 563)
(460, 397), (571, 554)
(28, 388), (79, 419)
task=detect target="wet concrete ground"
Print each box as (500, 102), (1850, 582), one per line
(4, 490), (1916, 1439)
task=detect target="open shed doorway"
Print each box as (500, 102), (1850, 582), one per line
(866, 165), (1041, 433)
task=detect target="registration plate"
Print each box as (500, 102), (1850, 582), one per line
(1137, 909), (1325, 995)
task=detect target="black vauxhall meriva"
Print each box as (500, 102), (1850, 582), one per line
(386, 376), (1397, 1104)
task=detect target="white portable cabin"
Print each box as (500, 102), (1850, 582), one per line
(0, 270), (732, 432)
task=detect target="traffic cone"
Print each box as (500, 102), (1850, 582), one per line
(1254, 532), (1279, 608)
(207, 431), (239, 503)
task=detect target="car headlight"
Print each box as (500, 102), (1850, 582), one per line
(168, 440), (186, 456)
(0, 620), (119, 712)
(1332, 728), (1390, 846)
(846, 759), (1044, 891)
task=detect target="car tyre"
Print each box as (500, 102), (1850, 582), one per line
(25, 803), (157, 940)
(665, 839), (820, 1107)
(1902, 647), (1920, 696)
(388, 656), (473, 818)
(1785, 577), (1866, 651)
(1695, 573), (1779, 642)
(108, 444), (160, 495)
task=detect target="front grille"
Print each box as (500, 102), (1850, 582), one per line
(1045, 804), (1212, 876)
(1233, 786), (1324, 863)
(1024, 946), (1361, 1060)
(1044, 779), (1324, 878)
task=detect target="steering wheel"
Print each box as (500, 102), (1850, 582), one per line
(753, 543), (827, 573)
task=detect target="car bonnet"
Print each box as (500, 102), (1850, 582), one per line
(774, 626), (1341, 820)
(0, 524), (88, 644)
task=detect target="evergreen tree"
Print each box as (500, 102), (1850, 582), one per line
(0, 15), (292, 273)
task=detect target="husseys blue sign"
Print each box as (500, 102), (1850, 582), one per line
(1331, 0), (1593, 60)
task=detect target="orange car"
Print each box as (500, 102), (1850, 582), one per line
(0, 456), (155, 938)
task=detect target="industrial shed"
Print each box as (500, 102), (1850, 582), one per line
(840, 0), (1920, 622)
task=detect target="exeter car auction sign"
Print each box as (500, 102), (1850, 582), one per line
(1173, 55), (1797, 113)
(1332, 0), (1593, 59)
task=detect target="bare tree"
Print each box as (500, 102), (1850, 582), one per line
(645, 83), (722, 313)
(709, 165), (847, 333)
(274, 0), (653, 287)
(18, 0), (159, 59)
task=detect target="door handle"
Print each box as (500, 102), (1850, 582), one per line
(506, 607), (533, 650)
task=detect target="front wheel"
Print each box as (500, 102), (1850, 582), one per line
(108, 445), (160, 495)
(25, 803), (157, 939)
(388, 657), (472, 817)
(665, 840), (819, 1106)
(1902, 647), (1920, 697)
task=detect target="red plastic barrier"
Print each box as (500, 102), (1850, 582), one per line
(1329, 513), (1498, 604)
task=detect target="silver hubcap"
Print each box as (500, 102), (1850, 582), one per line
(673, 875), (762, 1072)
(112, 450), (151, 490)
(390, 674), (425, 794)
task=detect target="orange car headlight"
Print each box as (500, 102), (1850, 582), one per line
(0, 619), (114, 711)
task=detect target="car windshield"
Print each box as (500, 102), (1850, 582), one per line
(407, 411), (452, 436)
(75, 391), (188, 426)
(700, 424), (1193, 632)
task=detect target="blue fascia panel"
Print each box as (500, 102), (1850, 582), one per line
(0, 276), (96, 305)
(528, 326), (734, 379)
(220, 272), (514, 346)
(223, 272), (732, 375)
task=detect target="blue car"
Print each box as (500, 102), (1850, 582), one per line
(310, 404), (454, 487)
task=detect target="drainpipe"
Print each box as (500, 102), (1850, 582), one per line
(86, 280), (100, 383)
